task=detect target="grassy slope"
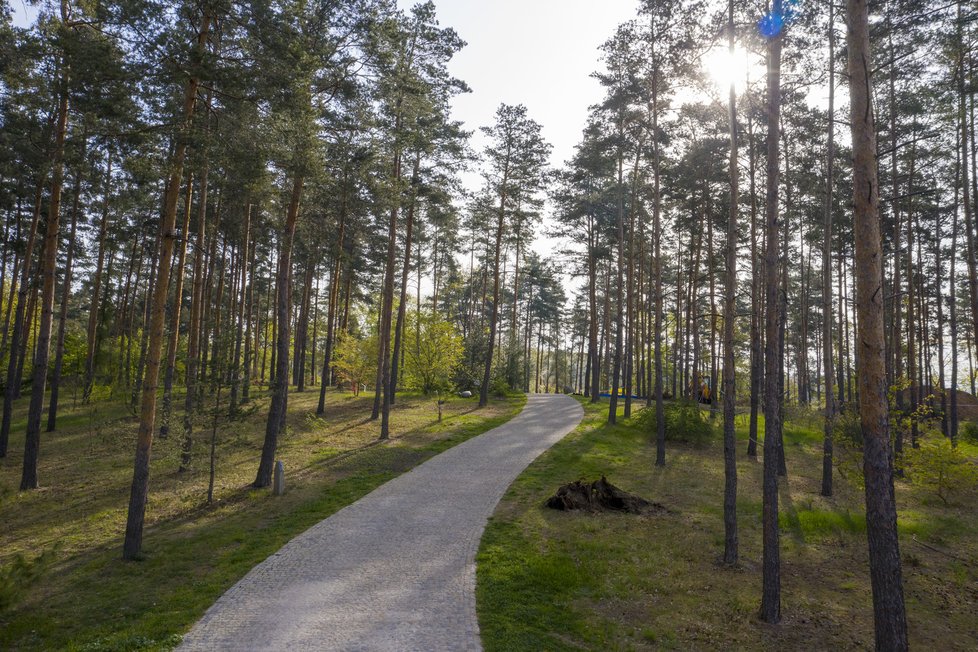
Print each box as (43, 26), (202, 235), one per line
(0, 386), (524, 651)
(477, 399), (978, 651)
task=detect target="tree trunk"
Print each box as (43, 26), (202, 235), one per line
(0, 179), (43, 458)
(650, 74), (666, 465)
(482, 152), (510, 407)
(123, 8), (212, 559)
(721, 0), (739, 565)
(159, 172), (194, 438)
(46, 142), (85, 432)
(83, 151), (113, 402)
(390, 152), (421, 405)
(760, 16), (783, 624)
(317, 198), (346, 414)
(255, 174), (303, 487)
(747, 98), (762, 458)
(20, 63), (70, 490)
(608, 130), (626, 425)
(846, 0), (909, 645)
(180, 168), (208, 473)
(821, 1), (837, 497)
(229, 204), (252, 412)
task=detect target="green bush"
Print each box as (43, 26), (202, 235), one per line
(905, 434), (978, 506)
(960, 421), (978, 445)
(636, 400), (716, 446)
(490, 375), (520, 398)
(0, 547), (57, 614)
(833, 407), (863, 448)
(783, 403), (823, 431)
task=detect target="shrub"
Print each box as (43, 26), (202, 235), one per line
(636, 400), (716, 446)
(490, 375), (519, 398)
(0, 547), (57, 614)
(833, 407), (863, 448)
(783, 403), (823, 431)
(960, 421), (978, 445)
(904, 434), (978, 505)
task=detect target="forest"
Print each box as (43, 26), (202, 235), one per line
(1, 0), (977, 649)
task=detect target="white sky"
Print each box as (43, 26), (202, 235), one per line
(397, 0), (640, 179)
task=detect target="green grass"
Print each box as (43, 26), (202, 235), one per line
(0, 385), (524, 650)
(477, 398), (978, 650)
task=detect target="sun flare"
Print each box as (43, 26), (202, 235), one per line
(703, 45), (763, 94)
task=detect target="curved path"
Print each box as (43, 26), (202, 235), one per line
(179, 393), (583, 652)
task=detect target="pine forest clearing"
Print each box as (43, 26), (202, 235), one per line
(1, 0), (978, 649)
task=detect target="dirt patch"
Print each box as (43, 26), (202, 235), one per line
(545, 476), (668, 515)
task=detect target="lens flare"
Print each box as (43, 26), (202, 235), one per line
(758, 0), (800, 38)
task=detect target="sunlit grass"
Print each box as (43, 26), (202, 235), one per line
(477, 398), (978, 650)
(0, 385), (524, 650)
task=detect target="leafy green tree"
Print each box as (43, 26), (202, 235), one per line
(333, 330), (377, 396)
(403, 308), (462, 395)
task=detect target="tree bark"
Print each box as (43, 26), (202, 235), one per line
(83, 151), (112, 402)
(229, 204), (252, 412)
(390, 152), (421, 405)
(0, 178), (43, 458)
(255, 174), (303, 486)
(481, 150), (510, 408)
(46, 141), (85, 432)
(721, 0), (738, 566)
(821, 0), (837, 497)
(760, 14), (783, 624)
(123, 8), (212, 558)
(20, 61), (70, 489)
(847, 0), (909, 645)
(180, 167), (208, 472)
(159, 172), (194, 438)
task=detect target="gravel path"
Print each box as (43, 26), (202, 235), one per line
(179, 393), (583, 652)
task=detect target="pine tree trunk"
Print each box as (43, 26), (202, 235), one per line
(255, 175), (303, 487)
(83, 151), (113, 402)
(588, 217), (600, 403)
(317, 202), (346, 414)
(821, 1), (837, 497)
(847, 0), (909, 645)
(123, 8), (212, 559)
(624, 147), (641, 418)
(242, 227), (256, 404)
(159, 172), (194, 438)
(608, 137), (626, 425)
(651, 76), (666, 465)
(0, 179), (43, 457)
(293, 260), (314, 392)
(229, 204), (251, 412)
(180, 167), (208, 472)
(390, 153), (421, 405)
(760, 16), (784, 624)
(46, 144), (85, 432)
(20, 66), (70, 489)
(747, 104), (762, 458)
(481, 155), (510, 408)
(958, 2), (978, 398)
(721, 0), (738, 565)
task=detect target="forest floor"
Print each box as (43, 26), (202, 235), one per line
(477, 398), (978, 651)
(0, 384), (524, 651)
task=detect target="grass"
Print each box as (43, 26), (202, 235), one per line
(0, 383), (524, 650)
(477, 398), (978, 650)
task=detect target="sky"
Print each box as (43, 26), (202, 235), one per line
(394, 0), (639, 179)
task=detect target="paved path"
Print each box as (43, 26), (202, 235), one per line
(179, 394), (583, 652)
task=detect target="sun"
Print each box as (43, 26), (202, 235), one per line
(702, 45), (762, 94)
